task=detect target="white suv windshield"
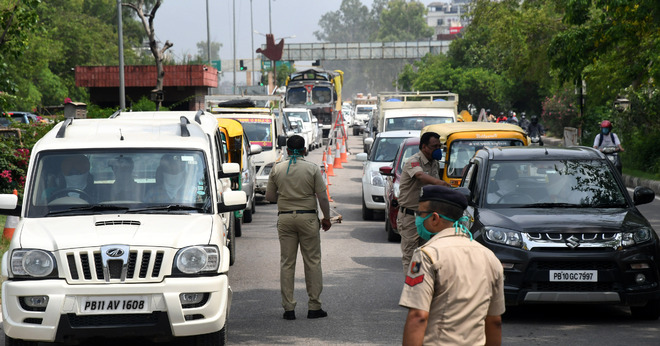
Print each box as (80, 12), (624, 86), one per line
(26, 150), (211, 217)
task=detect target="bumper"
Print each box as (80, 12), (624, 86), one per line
(2, 276), (231, 343)
(486, 241), (660, 306)
(363, 183), (385, 210)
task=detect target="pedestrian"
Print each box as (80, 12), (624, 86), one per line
(400, 185), (505, 346)
(396, 132), (449, 274)
(265, 135), (332, 321)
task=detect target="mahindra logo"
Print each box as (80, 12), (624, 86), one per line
(566, 235), (580, 249)
(106, 248), (125, 257)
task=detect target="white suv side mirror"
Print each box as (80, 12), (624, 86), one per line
(219, 162), (241, 178)
(218, 190), (247, 212)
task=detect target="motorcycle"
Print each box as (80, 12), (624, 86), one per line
(529, 135), (543, 146)
(601, 146), (622, 174)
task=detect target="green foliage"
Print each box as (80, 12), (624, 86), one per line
(397, 54), (512, 112)
(128, 96), (168, 112)
(373, 0), (433, 42)
(541, 86), (581, 136)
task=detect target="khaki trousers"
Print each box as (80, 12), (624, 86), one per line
(397, 210), (421, 275)
(277, 213), (323, 311)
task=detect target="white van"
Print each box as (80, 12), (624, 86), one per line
(0, 116), (246, 345)
(283, 108), (317, 151)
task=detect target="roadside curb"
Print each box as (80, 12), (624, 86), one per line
(546, 137), (660, 196)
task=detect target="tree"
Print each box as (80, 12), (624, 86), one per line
(194, 40), (222, 63)
(123, 0), (172, 110)
(373, 0), (433, 42)
(314, 0), (373, 43)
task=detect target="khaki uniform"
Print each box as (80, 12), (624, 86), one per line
(396, 151), (440, 273)
(399, 228), (506, 345)
(266, 157), (326, 311)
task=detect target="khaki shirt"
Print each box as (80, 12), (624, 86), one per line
(399, 228), (505, 345)
(266, 157), (326, 212)
(397, 151), (440, 209)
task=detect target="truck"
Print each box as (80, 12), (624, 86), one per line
(284, 68), (344, 140)
(375, 91), (459, 134)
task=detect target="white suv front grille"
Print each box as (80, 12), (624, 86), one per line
(64, 248), (167, 283)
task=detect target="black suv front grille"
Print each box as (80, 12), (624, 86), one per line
(535, 261), (617, 271)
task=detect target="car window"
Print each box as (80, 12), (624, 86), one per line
(396, 144), (419, 175)
(369, 137), (406, 162)
(447, 139), (525, 178)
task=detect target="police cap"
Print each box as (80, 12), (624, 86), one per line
(419, 185), (468, 210)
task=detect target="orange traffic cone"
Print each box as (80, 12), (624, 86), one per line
(3, 215), (18, 240)
(326, 148), (336, 176)
(340, 137), (348, 163)
(333, 138), (344, 169)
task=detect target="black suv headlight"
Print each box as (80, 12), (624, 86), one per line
(174, 245), (220, 275)
(11, 249), (57, 278)
(622, 227), (653, 248)
(484, 227), (523, 248)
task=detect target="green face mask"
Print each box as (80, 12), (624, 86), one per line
(415, 213), (435, 241)
(415, 213), (473, 241)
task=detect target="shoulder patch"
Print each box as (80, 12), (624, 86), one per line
(411, 161), (420, 168)
(405, 274), (425, 287)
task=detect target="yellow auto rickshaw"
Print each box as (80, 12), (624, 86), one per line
(217, 118), (262, 232)
(422, 122), (529, 187)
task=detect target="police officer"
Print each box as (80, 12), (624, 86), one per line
(265, 135), (332, 320)
(400, 185), (505, 345)
(397, 132), (448, 274)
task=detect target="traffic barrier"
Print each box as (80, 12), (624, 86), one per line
(3, 215), (18, 240)
(340, 137), (348, 163)
(333, 134), (344, 169)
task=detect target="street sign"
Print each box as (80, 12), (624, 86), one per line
(261, 60), (293, 70)
(211, 60), (221, 71)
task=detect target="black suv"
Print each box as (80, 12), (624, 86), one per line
(459, 146), (660, 319)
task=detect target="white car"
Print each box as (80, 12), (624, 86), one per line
(0, 115), (246, 345)
(288, 116), (312, 150)
(353, 104), (376, 135)
(356, 130), (420, 220)
(283, 108), (318, 151)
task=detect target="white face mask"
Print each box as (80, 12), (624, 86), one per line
(64, 173), (88, 190)
(163, 171), (185, 198)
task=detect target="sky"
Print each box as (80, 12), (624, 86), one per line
(154, 0), (438, 62)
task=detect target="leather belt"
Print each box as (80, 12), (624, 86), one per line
(400, 207), (416, 216)
(278, 210), (317, 215)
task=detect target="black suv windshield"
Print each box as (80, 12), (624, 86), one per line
(485, 159), (627, 207)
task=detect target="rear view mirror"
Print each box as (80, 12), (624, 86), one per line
(249, 144), (263, 156)
(277, 134), (287, 148)
(219, 162), (240, 179)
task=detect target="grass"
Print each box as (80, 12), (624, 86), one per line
(624, 168), (660, 181)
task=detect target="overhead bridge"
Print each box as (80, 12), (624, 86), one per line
(277, 41), (451, 61)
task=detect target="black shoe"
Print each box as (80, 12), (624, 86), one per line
(307, 309), (328, 319)
(283, 310), (296, 320)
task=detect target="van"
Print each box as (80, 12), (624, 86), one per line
(421, 122), (529, 186)
(0, 116), (246, 345)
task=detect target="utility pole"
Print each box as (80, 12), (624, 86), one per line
(232, 0), (236, 94)
(250, 0), (255, 86)
(117, 0), (126, 110)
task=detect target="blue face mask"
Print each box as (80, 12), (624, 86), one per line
(415, 213), (435, 241)
(432, 148), (443, 161)
(602, 128), (610, 135)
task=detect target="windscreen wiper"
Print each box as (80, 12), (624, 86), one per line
(45, 205), (130, 216)
(126, 205), (205, 213)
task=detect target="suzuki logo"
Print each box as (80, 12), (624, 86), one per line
(106, 248), (125, 257)
(566, 235), (580, 249)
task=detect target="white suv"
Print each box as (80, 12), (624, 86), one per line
(0, 115), (245, 345)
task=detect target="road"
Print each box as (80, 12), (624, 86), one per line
(2, 133), (659, 345)
(226, 133), (660, 345)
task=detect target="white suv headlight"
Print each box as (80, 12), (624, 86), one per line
(11, 249), (56, 277)
(175, 246), (219, 274)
